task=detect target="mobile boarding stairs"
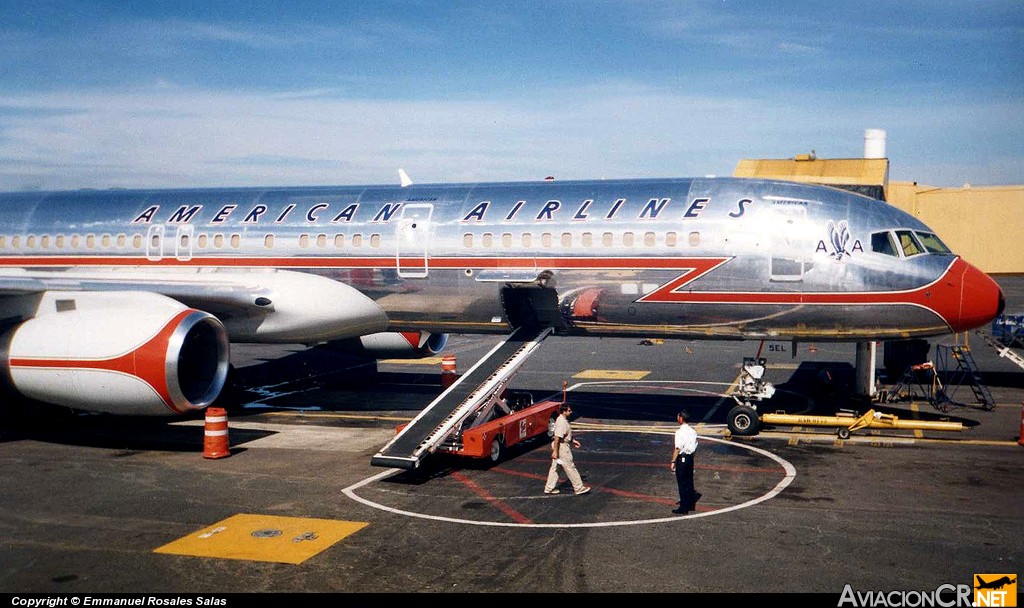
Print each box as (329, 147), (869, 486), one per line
(371, 325), (552, 470)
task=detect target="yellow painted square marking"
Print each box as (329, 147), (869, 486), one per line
(379, 356), (445, 365)
(572, 369), (650, 380)
(154, 514), (368, 564)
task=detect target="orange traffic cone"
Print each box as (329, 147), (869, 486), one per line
(203, 407), (230, 459)
(441, 355), (458, 389)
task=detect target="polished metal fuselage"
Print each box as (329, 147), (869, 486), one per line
(0, 177), (968, 341)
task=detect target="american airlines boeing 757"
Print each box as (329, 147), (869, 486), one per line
(0, 176), (1004, 456)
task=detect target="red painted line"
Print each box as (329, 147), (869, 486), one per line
(492, 466), (712, 511)
(450, 471), (534, 525)
(510, 456), (786, 475)
(490, 466), (546, 481)
(593, 486), (676, 506)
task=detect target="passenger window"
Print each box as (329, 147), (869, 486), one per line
(265, 234), (275, 248)
(582, 232), (593, 247)
(70, 235), (79, 249)
(11, 236), (20, 249)
(213, 234), (224, 249)
(352, 234), (363, 247)
(602, 232), (613, 247)
(522, 233), (533, 247)
(561, 232), (572, 247)
(915, 231), (951, 254)
(299, 234), (310, 248)
(871, 231), (898, 257)
(482, 233), (494, 248)
(56, 235), (65, 248)
(463, 233), (473, 248)
(896, 230), (923, 256)
(541, 233), (552, 248)
(370, 234), (381, 248)
(334, 234), (344, 248)
(116, 234), (126, 248)
(317, 234), (327, 248)
(688, 231), (700, 247)
(665, 232), (677, 247)
(0, 236), (5, 248)
(644, 232), (656, 247)
(501, 233), (513, 248)
(101, 234), (111, 249)
(197, 234), (208, 248)
(86, 235), (96, 249)
(623, 232), (635, 247)
(133, 235), (142, 249)
(26, 235), (36, 248)
(230, 234), (240, 248)
(40, 235), (50, 248)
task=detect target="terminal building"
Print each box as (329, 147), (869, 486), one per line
(733, 129), (1024, 274)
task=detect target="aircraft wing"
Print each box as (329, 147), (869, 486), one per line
(0, 271), (49, 296)
(0, 267), (390, 344)
(0, 267), (276, 315)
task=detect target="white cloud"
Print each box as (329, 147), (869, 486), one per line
(0, 83), (1019, 191)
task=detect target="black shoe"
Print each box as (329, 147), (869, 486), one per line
(671, 508), (689, 515)
(694, 493), (702, 504)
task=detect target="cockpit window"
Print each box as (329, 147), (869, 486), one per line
(873, 229), (950, 258)
(871, 231), (898, 257)
(895, 230), (924, 257)
(915, 231), (951, 254)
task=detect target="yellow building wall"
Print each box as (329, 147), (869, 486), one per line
(887, 182), (1024, 274)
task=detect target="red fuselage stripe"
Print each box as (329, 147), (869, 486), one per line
(0, 254), (960, 325)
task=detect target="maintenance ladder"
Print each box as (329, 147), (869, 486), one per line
(935, 344), (996, 411)
(371, 325), (552, 469)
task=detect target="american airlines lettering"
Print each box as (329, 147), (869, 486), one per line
(130, 196), (755, 225)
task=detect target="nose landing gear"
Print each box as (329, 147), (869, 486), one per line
(726, 357), (776, 436)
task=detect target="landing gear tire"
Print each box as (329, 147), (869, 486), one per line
(837, 427), (851, 440)
(727, 405), (761, 436)
(489, 435), (504, 463)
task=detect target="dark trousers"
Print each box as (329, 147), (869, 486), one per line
(675, 453), (696, 510)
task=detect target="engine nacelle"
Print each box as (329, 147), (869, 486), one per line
(1, 291), (230, 416)
(330, 331), (449, 359)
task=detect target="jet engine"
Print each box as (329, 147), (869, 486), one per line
(330, 331), (449, 359)
(0, 291), (229, 416)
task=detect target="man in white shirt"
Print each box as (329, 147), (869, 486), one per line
(543, 404), (591, 496)
(670, 410), (700, 514)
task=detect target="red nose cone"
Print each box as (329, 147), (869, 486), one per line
(952, 260), (1004, 332)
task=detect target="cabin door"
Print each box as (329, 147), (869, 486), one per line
(396, 203), (433, 278)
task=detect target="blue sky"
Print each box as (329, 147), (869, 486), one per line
(0, 1), (1021, 191)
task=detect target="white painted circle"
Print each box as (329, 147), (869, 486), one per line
(343, 431), (797, 528)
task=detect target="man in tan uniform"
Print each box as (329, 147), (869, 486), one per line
(543, 404), (591, 495)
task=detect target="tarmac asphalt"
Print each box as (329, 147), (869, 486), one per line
(0, 276), (1022, 595)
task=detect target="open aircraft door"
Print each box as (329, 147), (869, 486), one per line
(396, 203), (432, 278)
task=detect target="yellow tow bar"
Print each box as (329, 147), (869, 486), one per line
(759, 409), (964, 439)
